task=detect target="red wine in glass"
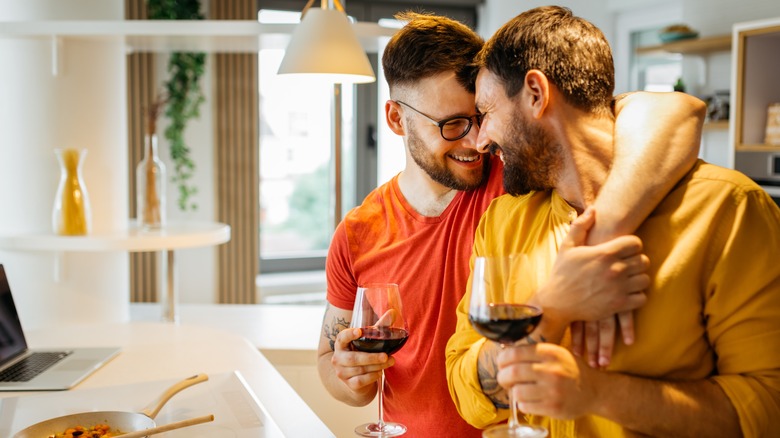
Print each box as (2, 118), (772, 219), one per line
(469, 303), (542, 344)
(350, 283), (409, 437)
(468, 256), (548, 438)
(352, 326), (409, 355)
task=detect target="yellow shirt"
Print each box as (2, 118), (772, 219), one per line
(445, 161), (780, 437)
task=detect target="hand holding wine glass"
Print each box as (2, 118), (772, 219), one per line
(350, 283), (409, 437)
(468, 255), (548, 438)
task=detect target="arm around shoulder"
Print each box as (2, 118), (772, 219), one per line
(590, 91), (705, 243)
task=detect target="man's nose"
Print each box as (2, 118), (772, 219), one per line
(476, 126), (491, 154)
(458, 122), (481, 150)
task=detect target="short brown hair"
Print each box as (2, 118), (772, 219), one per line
(382, 11), (483, 94)
(478, 6), (614, 114)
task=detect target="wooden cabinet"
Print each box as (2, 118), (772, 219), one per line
(731, 18), (780, 152)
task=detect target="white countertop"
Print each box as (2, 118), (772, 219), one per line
(0, 322), (334, 437)
(2, 371), (279, 437)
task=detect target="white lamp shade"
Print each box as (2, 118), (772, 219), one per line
(277, 8), (376, 84)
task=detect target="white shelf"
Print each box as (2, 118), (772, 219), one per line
(0, 221), (230, 253)
(0, 19), (397, 53)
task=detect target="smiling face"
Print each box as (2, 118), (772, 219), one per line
(475, 69), (561, 196)
(395, 71), (489, 191)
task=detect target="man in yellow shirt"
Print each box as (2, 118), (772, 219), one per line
(446, 6), (780, 437)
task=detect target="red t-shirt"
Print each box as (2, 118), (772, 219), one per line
(326, 157), (504, 437)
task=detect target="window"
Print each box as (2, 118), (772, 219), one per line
(258, 9), (360, 272)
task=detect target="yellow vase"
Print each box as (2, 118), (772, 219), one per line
(52, 148), (92, 236)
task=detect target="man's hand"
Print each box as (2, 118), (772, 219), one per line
(330, 327), (394, 399)
(497, 343), (599, 420)
(568, 209), (645, 369)
(537, 208), (650, 325)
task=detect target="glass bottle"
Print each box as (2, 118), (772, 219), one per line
(136, 133), (166, 230)
(52, 148), (92, 235)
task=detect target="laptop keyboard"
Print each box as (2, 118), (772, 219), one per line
(0, 351), (72, 382)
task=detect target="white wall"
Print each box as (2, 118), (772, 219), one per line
(478, 0), (613, 40)
(0, 0), (130, 329)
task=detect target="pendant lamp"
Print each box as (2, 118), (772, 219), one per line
(277, 0), (376, 84)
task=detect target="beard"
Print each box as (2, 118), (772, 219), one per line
(407, 128), (490, 191)
(496, 110), (562, 196)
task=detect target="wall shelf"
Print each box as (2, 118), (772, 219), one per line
(636, 34), (731, 56)
(0, 221), (230, 253)
(736, 144), (780, 152)
(703, 120), (730, 131)
(0, 19), (397, 53)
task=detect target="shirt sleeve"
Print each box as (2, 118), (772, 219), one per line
(706, 189), (780, 437)
(325, 220), (358, 311)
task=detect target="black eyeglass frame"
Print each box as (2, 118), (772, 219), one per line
(394, 100), (483, 141)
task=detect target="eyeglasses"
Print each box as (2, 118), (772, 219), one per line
(395, 100), (483, 141)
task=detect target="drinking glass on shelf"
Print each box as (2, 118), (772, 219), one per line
(468, 255), (548, 438)
(350, 283), (409, 437)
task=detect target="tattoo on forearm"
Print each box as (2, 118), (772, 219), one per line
(323, 314), (350, 351)
(478, 345), (509, 408)
(525, 334), (547, 345)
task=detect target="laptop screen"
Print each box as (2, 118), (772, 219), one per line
(0, 265), (29, 362)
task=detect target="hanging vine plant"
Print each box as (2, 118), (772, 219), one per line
(148, 0), (206, 211)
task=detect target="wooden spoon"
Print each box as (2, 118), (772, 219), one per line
(115, 414), (215, 438)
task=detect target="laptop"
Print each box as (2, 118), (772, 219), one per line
(0, 264), (120, 391)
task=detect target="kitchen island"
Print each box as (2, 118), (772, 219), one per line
(0, 322), (335, 437)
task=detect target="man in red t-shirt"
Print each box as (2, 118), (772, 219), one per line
(317, 12), (705, 437)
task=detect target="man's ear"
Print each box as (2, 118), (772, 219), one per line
(386, 100), (405, 135)
(524, 70), (550, 119)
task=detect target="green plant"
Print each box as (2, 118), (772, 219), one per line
(147, 0), (206, 211)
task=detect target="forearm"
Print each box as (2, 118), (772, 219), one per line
(477, 340), (510, 408)
(590, 92), (705, 243)
(317, 352), (377, 407)
(592, 371), (742, 437)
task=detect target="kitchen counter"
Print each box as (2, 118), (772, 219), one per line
(128, 302), (325, 352)
(0, 322), (334, 437)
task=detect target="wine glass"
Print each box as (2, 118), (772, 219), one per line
(468, 255), (548, 438)
(350, 283), (409, 437)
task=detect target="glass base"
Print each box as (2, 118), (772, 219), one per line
(482, 424), (548, 438)
(354, 421), (407, 437)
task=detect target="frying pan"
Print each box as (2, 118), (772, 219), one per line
(13, 373), (208, 438)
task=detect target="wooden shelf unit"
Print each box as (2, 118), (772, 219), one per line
(731, 19), (780, 152)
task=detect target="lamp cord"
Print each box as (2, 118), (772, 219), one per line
(301, 0), (346, 19)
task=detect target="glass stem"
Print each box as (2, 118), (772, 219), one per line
(377, 369), (386, 428)
(509, 387), (520, 430)
(501, 343), (520, 430)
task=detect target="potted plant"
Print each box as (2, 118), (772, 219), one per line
(148, 0), (206, 211)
